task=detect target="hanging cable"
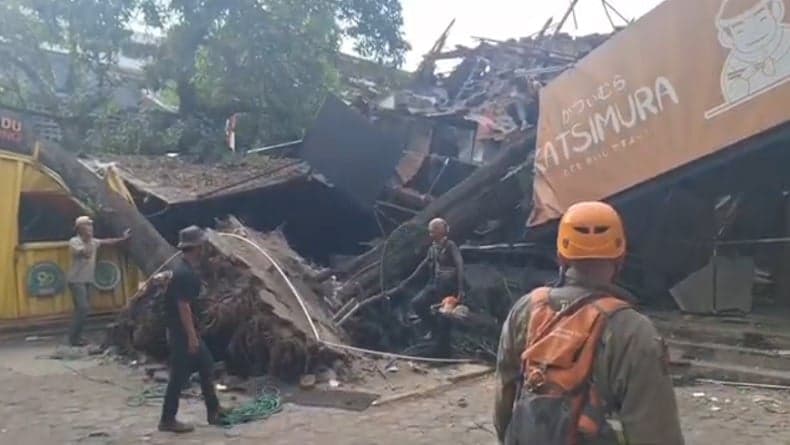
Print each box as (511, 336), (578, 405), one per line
(216, 232), (476, 365)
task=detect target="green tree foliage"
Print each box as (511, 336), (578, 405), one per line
(0, 0), (409, 157)
(140, 0), (409, 154)
(0, 0), (138, 149)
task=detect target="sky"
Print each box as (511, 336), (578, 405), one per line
(398, 0), (666, 69)
(130, 0), (667, 70)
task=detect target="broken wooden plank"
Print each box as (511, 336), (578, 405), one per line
(336, 130), (535, 302)
(371, 365), (493, 407)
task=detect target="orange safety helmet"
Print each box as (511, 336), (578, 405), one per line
(557, 201), (626, 261)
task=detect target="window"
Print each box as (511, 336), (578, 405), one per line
(18, 192), (83, 243)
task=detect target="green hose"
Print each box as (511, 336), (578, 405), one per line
(220, 387), (282, 427)
(126, 384), (282, 426)
(126, 385), (167, 407)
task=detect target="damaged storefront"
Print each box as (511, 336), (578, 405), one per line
(0, 110), (140, 329)
(529, 0), (790, 316)
(10, 0), (789, 387)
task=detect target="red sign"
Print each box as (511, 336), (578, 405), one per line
(0, 115), (23, 149)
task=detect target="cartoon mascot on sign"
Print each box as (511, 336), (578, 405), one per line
(715, 0), (790, 103)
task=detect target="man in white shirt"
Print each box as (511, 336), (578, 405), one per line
(67, 216), (130, 346)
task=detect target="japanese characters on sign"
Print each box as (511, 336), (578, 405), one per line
(538, 75), (680, 178)
(529, 0), (790, 226)
(560, 75), (628, 126)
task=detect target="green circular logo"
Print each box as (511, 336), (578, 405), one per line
(94, 261), (121, 291)
(27, 262), (65, 297)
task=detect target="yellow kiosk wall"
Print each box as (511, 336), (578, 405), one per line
(0, 152), (140, 321)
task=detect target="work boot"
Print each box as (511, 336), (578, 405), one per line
(207, 406), (232, 426)
(158, 420), (195, 433)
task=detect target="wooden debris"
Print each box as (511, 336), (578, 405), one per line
(696, 378), (790, 391)
(110, 217), (345, 381)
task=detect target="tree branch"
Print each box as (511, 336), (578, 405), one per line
(0, 48), (60, 112)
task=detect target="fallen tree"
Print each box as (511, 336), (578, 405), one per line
(22, 136), (175, 275)
(110, 217), (344, 379)
(1, 116), (343, 377)
(335, 129), (536, 303)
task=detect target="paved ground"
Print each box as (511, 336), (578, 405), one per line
(1, 342), (790, 445)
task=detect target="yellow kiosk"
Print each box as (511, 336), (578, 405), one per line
(0, 111), (139, 327)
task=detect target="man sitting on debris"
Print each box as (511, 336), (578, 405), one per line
(66, 216), (130, 347)
(159, 226), (228, 433)
(494, 202), (684, 445)
(391, 217), (464, 351)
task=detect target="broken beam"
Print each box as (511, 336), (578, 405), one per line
(336, 130), (535, 301)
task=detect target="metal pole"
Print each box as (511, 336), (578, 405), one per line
(426, 157), (450, 195)
(602, 0), (617, 30)
(555, 0), (582, 36)
(714, 236), (790, 246)
(603, 0), (630, 24)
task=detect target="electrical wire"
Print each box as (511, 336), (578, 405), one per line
(218, 232), (321, 340)
(216, 232), (476, 365)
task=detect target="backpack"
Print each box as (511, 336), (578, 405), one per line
(505, 287), (631, 445)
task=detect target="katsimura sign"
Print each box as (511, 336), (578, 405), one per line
(530, 0), (790, 226)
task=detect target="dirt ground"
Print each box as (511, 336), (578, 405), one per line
(1, 342), (790, 445)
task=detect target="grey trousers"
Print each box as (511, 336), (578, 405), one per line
(67, 282), (92, 345)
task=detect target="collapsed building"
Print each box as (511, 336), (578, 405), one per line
(3, 0), (790, 384)
(323, 0), (790, 320)
(300, 0), (790, 382)
(39, 24), (613, 369)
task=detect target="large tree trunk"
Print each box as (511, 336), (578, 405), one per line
(35, 139), (175, 275)
(336, 129), (536, 301)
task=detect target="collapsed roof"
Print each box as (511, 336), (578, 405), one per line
(81, 154), (313, 205)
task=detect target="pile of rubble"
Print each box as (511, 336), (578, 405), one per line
(325, 29), (615, 241)
(105, 27), (619, 372)
(314, 29), (616, 351)
(383, 32), (610, 140)
(110, 217), (343, 380)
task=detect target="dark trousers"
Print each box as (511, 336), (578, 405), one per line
(410, 280), (457, 329)
(67, 282), (91, 345)
(411, 284), (441, 330)
(160, 333), (220, 423)
(410, 280), (455, 352)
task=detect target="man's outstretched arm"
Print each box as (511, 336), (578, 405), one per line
(98, 228), (131, 247)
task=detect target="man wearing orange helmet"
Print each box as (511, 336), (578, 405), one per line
(494, 202), (684, 445)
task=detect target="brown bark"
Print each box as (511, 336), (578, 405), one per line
(336, 129), (536, 300)
(32, 138), (175, 275)
(111, 218), (344, 379)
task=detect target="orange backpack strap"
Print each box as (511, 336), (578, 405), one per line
(516, 292), (633, 444)
(529, 287), (552, 307)
(525, 287), (555, 346)
(567, 296), (632, 379)
(589, 296), (632, 317)
(521, 293), (632, 389)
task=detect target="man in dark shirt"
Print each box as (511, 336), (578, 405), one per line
(159, 226), (227, 433)
(391, 218), (464, 353)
